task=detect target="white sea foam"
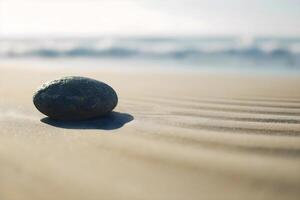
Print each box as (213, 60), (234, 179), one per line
(1, 37), (300, 68)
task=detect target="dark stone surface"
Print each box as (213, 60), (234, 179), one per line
(33, 76), (118, 121)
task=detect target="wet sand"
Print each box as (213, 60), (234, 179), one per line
(0, 64), (300, 200)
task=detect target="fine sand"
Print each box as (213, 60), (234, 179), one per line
(0, 64), (300, 200)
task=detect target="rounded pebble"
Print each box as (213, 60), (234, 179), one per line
(33, 76), (118, 120)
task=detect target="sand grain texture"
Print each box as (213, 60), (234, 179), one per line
(0, 65), (300, 200)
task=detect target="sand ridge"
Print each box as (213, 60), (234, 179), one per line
(0, 65), (300, 200)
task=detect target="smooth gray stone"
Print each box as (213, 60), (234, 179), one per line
(33, 76), (118, 121)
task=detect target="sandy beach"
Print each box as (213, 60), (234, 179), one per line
(0, 63), (300, 200)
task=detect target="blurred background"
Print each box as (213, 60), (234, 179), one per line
(1, 0), (300, 73)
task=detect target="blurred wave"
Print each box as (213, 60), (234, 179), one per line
(1, 37), (300, 68)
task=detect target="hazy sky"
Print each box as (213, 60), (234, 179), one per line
(1, 0), (300, 37)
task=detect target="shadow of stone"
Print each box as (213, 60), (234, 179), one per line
(41, 112), (133, 130)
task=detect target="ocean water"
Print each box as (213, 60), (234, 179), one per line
(1, 37), (300, 73)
